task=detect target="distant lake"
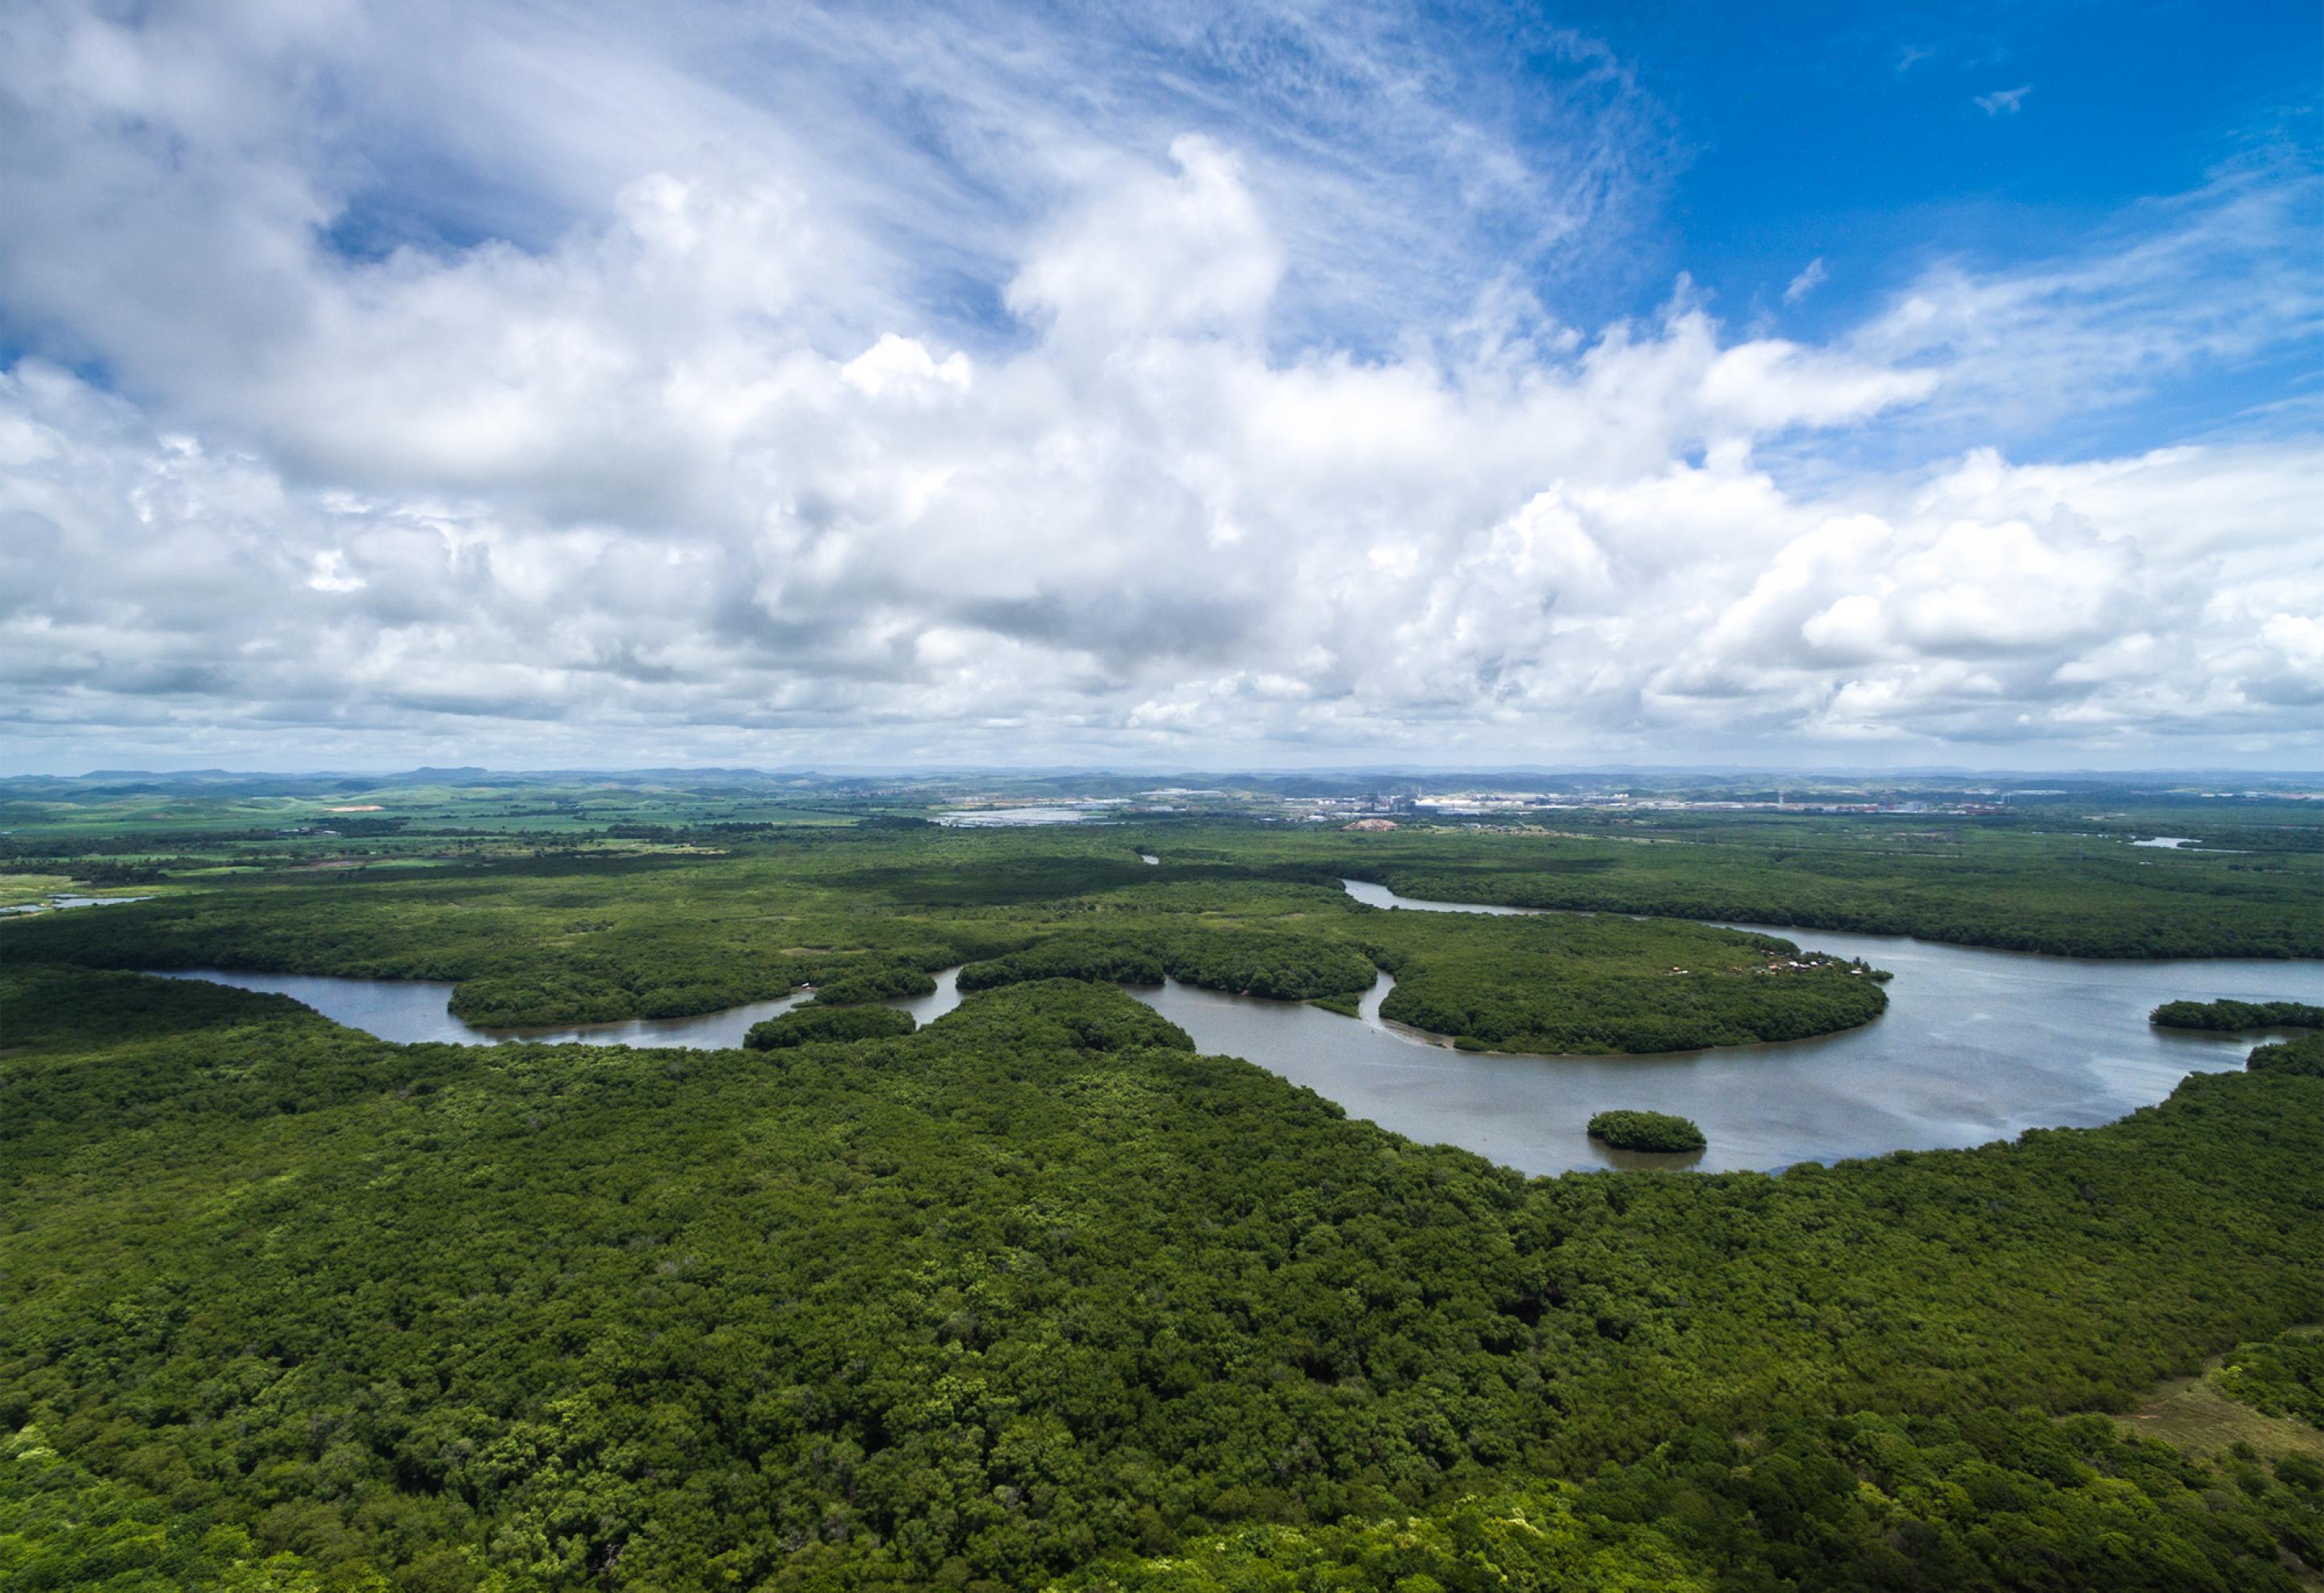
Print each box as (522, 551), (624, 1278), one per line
(935, 805), (1123, 827)
(0, 894), (152, 918)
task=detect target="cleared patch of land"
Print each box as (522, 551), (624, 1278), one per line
(2110, 1333), (2324, 1461)
(0, 872), (77, 907)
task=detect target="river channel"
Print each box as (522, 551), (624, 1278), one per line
(156, 878), (2324, 1177)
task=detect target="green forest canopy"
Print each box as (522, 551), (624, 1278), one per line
(2, 963), (2321, 1590)
(0, 827), (1893, 1053)
(6, 814), (2324, 1588)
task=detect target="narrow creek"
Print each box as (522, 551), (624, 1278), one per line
(156, 876), (2324, 1177)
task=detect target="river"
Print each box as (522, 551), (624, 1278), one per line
(154, 878), (2324, 1178)
(152, 967), (966, 1049)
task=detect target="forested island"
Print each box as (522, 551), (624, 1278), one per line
(3, 784), (2322, 1588)
(2152, 998), (2324, 1032)
(1586, 1109), (1708, 1153)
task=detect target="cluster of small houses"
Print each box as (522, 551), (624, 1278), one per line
(1762, 953), (1881, 975)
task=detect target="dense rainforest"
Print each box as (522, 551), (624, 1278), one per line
(2, 961), (2322, 1591)
(1222, 824), (2324, 959)
(955, 926), (1377, 1003)
(0, 828), (1889, 1054)
(2211, 1332), (2324, 1433)
(6, 810), (2324, 1589)
(2252, 1031), (2324, 1076)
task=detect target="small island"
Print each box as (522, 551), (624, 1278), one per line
(1588, 1109), (1708, 1153)
(2150, 999), (2324, 1033)
(745, 1004), (918, 1049)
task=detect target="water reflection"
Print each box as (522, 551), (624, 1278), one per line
(1588, 1143), (1709, 1173)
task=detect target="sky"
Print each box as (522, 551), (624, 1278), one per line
(1, 0), (2319, 774)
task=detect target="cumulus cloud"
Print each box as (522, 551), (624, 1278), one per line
(1008, 138), (1284, 348)
(0, 0), (2318, 770)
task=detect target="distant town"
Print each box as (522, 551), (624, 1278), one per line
(919, 774), (2322, 830)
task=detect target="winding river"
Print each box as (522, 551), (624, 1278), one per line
(156, 877), (2324, 1178)
(151, 968), (961, 1049)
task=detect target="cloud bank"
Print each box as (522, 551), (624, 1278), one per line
(1, 0), (2318, 770)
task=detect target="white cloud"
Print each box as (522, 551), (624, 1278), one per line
(1847, 165), (2324, 439)
(1007, 137), (1284, 349)
(0, 1), (2317, 770)
(1975, 84), (2031, 116)
(1783, 257), (1827, 304)
(306, 550), (367, 593)
(840, 334), (973, 401)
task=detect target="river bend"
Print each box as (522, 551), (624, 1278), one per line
(156, 878), (2324, 1176)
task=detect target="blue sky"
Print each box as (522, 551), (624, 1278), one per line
(0, 0), (2318, 772)
(1588, 2), (2306, 282)
(1585, 2), (2318, 443)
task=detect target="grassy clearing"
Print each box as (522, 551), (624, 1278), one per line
(2108, 1332), (2324, 1461)
(0, 874), (77, 906)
